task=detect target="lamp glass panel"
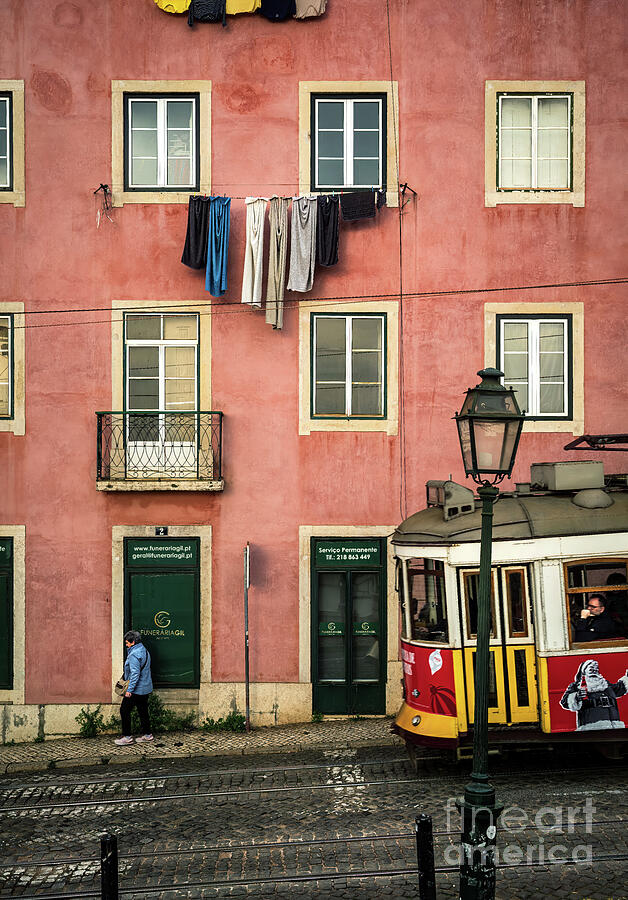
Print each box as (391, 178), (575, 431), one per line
(473, 419), (509, 472)
(457, 416), (473, 472)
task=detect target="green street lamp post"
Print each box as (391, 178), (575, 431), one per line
(454, 368), (524, 900)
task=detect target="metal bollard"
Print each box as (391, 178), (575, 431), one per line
(100, 833), (119, 900)
(416, 813), (437, 900)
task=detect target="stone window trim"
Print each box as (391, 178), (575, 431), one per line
(0, 303), (25, 436)
(111, 80), (211, 207)
(0, 80), (25, 207)
(484, 301), (584, 435)
(299, 299), (399, 435)
(0, 526), (26, 705)
(299, 81), (399, 208)
(485, 80), (585, 208)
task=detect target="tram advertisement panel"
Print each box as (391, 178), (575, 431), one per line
(546, 652), (628, 733)
(402, 643), (457, 717)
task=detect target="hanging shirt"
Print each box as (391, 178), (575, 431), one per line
(316, 195), (339, 267)
(287, 197), (317, 293)
(181, 196), (210, 270)
(241, 198), (267, 308)
(340, 191), (376, 222)
(266, 196), (290, 329)
(260, 0), (295, 20)
(205, 196), (231, 297)
(294, 0), (326, 17)
(225, 0), (260, 12)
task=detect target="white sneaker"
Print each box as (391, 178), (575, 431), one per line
(135, 734), (154, 743)
(114, 736), (134, 746)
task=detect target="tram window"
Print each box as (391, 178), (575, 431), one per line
(565, 559), (628, 644)
(505, 569), (528, 638)
(407, 558), (448, 643)
(463, 572), (497, 641)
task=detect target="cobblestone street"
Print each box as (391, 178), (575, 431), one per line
(0, 739), (626, 899)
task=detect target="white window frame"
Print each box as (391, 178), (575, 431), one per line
(313, 96), (384, 190)
(499, 317), (570, 419)
(126, 96), (197, 190)
(0, 95), (10, 190)
(125, 313), (199, 413)
(498, 93), (571, 191)
(0, 315), (11, 418)
(312, 313), (385, 418)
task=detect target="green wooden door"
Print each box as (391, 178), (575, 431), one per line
(312, 540), (386, 715)
(0, 571), (12, 689)
(126, 569), (200, 688)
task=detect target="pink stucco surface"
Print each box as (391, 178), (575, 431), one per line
(0, 1), (626, 703)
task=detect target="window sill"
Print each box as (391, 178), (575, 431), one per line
(486, 189), (584, 208)
(0, 190), (25, 208)
(97, 479), (224, 492)
(522, 419), (583, 435)
(301, 418), (397, 436)
(112, 188), (209, 208)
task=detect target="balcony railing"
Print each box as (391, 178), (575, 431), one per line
(96, 411), (223, 484)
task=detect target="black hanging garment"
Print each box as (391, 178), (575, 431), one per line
(181, 196), (210, 269)
(340, 191), (376, 222)
(260, 0), (296, 20)
(188, 0), (227, 27)
(316, 195), (339, 267)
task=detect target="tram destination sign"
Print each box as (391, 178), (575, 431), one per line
(127, 539), (199, 568)
(315, 539), (381, 568)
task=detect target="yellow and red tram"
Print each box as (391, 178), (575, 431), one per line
(393, 462), (628, 751)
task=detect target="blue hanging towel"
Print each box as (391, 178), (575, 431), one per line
(206, 196), (231, 297)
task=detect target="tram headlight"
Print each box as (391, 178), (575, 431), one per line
(412, 715), (421, 726)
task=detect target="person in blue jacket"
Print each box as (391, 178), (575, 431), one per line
(114, 630), (153, 746)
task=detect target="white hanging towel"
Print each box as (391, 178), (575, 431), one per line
(241, 197), (267, 307)
(287, 196), (317, 293)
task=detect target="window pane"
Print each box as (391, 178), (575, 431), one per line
(165, 346), (195, 380)
(539, 322), (564, 352)
(0, 159), (7, 187)
(352, 383), (382, 415)
(0, 101), (6, 128)
(128, 346), (159, 378)
(512, 383), (528, 414)
(353, 130), (379, 157)
(128, 414), (159, 442)
(317, 159), (344, 186)
(316, 317), (345, 352)
(316, 317), (346, 381)
(165, 412), (195, 443)
(167, 100), (193, 128)
(131, 129), (158, 158)
(316, 352), (345, 382)
(0, 352), (7, 380)
(538, 128), (568, 159)
(167, 129), (191, 157)
(352, 572), (380, 682)
(537, 158), (568, 189)
(317, 130), (344, 158)
(317, 101), (344, 129)
(165, 378), (195, 408)
(163, 315), (198, 340)
(132, 157), (158, 186)
(126, 315), (161, 340)
(408, 559), (448, 642)
(0, 130), (6, 157)
(514, 649), (530, 706)
(353, 101), (379, 129)
(168, 158), (191, 186)
(353, 158), (379, 186)
(503, 353), (528, 380)
(539, 353), (564, 378)
(501, 158), (531, 188)
(352, 318), (382, 350)
(131, 101), (157, 128)
(503, 322), (528, 352)
(315, 384), (345, 415)
(539, 382), (564, 414)
(128, 378), (159, 409)
(538, 97), (569, 127)
(352, 351), (382, 382)
(506, 571), (527, 637)
(317, 572), (346, 682)
(0, 382), (8, 416)
(500, 128), (531, 158)
(501, 97), (531, 127)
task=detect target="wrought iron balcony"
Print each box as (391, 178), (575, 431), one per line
(96, 411), (223, 490)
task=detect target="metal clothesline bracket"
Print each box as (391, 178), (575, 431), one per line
(399, 182), (418, 210)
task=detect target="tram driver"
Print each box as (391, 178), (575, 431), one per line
(574, 594), (618, 642)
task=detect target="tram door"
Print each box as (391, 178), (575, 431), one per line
(311, 539), (387, 716)
(459, 567), (538, 725)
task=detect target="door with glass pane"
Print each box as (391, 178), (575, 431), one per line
(312, 560), (386, 715)
(460, 566), (538, 726)
(125, 314), (198, 477)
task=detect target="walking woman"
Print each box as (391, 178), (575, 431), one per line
(115, 630), (154, 745)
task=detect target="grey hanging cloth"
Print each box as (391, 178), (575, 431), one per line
(188, 0), (227, 27)
(260, 0), (296, 20)
(266, 197), (289, 329)
(316, 195), (339, 267)
(340, 191), (376, 221)
(287, 197), (317, 293)
(181, 196), (210, 270)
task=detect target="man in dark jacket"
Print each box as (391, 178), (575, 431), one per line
(574, 594), (617, 642)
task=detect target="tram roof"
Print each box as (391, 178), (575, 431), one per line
(392, 490), (628, 546)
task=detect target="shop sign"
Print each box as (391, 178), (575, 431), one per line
(315, 540), (381, 568)
(352, 621), (378, 636)
(127, 539), (198, 568)
(0, 540), (12, 564)
(319, 621), (345, 636)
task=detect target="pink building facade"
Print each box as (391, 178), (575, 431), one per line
(0, 0), (626, 739)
